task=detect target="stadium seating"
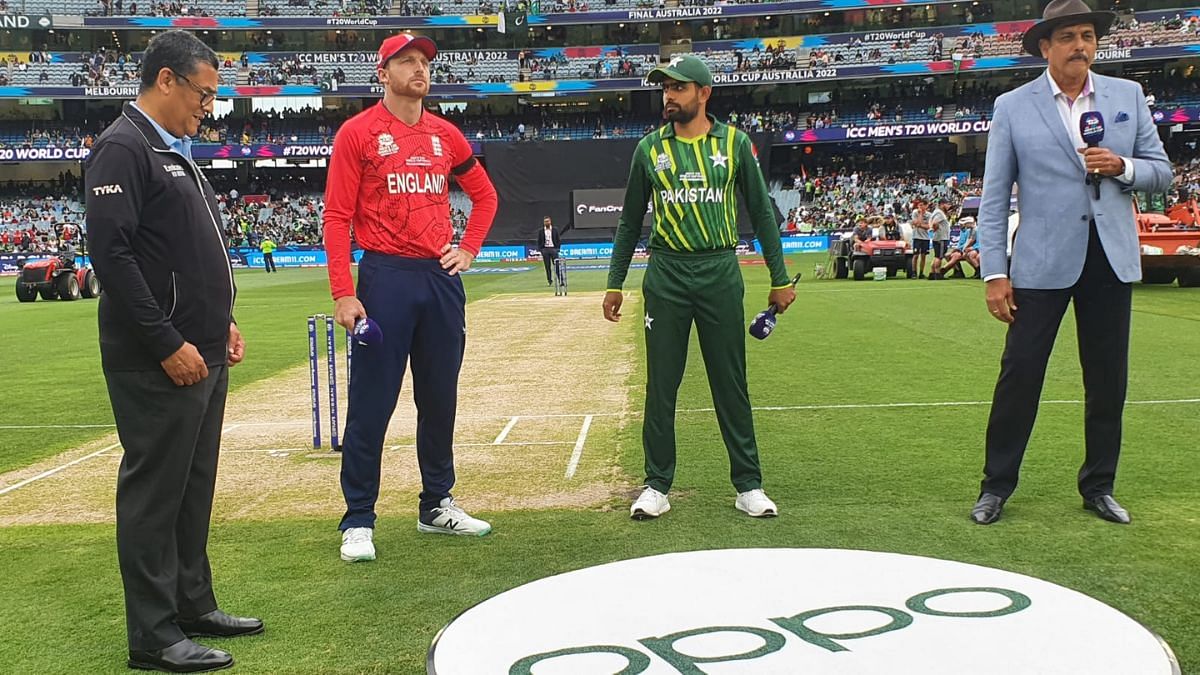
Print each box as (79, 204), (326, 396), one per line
(17, 0), (245, 16)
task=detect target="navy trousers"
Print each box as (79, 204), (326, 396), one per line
(339, 252), (466, 530)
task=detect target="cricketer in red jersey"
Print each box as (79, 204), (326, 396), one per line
(323, 33), (499, 562)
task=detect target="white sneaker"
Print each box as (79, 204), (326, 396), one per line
(735, 489), (779, 517)
(418, 498), (492, 537)
(340, 527), (376, 562)
(630, 486), (671, 520)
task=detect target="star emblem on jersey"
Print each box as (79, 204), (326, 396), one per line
(377, 133), (399, 157)
(710, 150), (728, 168)
(645, 313), (654, 330)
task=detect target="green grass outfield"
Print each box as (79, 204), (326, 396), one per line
(1, 256), (1199, 673)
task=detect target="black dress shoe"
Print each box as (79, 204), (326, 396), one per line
(1084, 495), (1131, 524)
(128, 638), (232, 673)
(178, 609), (264, 638)
(971, 493), (1006, 525)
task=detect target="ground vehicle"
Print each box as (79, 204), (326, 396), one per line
(831, 235), (914, 280)
(1135, 192), (1200, 287)
(14, 254), (101, 302)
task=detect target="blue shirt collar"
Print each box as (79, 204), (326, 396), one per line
(130, 101), (193, 160)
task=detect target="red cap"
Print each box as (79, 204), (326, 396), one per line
(377, 33), (438, 67)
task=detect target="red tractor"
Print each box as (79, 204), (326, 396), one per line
(15, 254), (101, 302)
(1134, 191), (1200, 287)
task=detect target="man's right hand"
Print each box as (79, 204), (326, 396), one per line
(334, 295), (367, 332)
(161, 342), (208, 387)
(602, 291), (623, 322)
(985, 278), (1018, 324)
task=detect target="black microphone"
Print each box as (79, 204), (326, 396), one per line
(1079, 111), (1105, 200)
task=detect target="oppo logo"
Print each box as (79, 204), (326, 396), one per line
(429, 549), (1178, 674)
(511, 586), (1029, 674)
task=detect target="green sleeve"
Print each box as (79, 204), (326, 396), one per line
(736, 133), (790, 288)
(606, 143), (653, 291)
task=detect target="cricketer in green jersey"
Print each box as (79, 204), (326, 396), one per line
(602, 54), (797, 520)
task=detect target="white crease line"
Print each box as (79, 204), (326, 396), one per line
(0, 443), (121, 496)
(493, 416), (519, 445)
(222, 424), (243, 435)
(565, 415), (594, 480)
(222, 440), (577, 455)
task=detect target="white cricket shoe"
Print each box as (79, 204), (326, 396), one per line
(630, 486), (671, 520)
(418, 498), (492, 536)
(735, 489), (779, 517)
(340, 527), (376, 562)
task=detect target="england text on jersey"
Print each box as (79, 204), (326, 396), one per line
(387, 172), (447, 195)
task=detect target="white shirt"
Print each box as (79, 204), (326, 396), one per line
(1045, 70), (1134, 182)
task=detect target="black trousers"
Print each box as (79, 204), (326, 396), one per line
(263, 252), (276, 273)
(981, 223), (1131, 500)
(541, 248), (559, 284)
(106, 365), (229, 651)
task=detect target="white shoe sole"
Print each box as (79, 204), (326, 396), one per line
(340, 552), (376, 562)
(736, 504), (778, 518)
(417, 522), (492, 537)
(631, 502), (670, 520)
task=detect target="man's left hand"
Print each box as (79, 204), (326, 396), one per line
(1077, 147), (1125, 177)
(227, 323), (245, 366)
(440, 244), (475, 276)
(768, 287), (796, 314)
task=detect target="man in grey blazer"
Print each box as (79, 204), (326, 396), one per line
(971, 0), (1172, 525)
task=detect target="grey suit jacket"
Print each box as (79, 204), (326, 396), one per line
(977, 71), (1173, 288)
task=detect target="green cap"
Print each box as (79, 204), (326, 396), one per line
(647, 54), (713, 88)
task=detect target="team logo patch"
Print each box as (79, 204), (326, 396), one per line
(654, 153), (672, 172)
(378, 133), (399, 157)
(431, 136), (443, 157)
(709, 150), (728, 168)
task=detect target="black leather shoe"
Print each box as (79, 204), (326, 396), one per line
(128, 638), (232, 673)
(1084, 495), (1131, 524)
(178, 610), (264, 638)
(970, 493), (1006, 525)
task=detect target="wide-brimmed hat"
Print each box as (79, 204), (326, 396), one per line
(1021, 0), (1116, 58)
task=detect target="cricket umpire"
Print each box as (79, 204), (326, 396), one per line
(324, 33), (499, 563)
(603, 55), (796, 520)
(971, 0), (1172, 525)
(86, 31), (261, 673)
(537, 216), (561, 285)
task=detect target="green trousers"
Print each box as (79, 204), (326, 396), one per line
(640, 248), (763, 494)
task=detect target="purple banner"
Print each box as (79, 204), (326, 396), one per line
(74, 0), (961, 30)
(776, 119), (993, 145)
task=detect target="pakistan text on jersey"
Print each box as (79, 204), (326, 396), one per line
(387, 173), (447, 195)
(659, 187), (725, 204)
